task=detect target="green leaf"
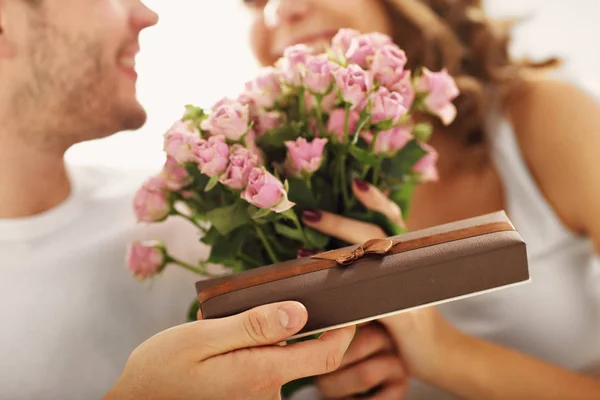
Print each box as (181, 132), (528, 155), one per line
(204, 176), (219, 192)
(375, 119), (394, 131)
(349, 145), (380, 166)
(282, 377), (315, 399)
(258, 121), (304, 147)
(287, 179), (319, 209)
(274, 223), (305, 243)
(200, 226), (221, 245)
(304, 228), (330, 249)
(187, 299), (200, 322)
(381, 139), (427, 178)
(251, 207), (272, 220)
(207, 227), (247, 270)
(281, 208), (299, 223)
(390, 182), (415, 217)
(205, 202), (251, 235)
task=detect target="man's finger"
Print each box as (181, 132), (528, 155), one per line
(190, 301), (308, 360)
(352, 179), (407, 229)
(273, 326), (356, 384)
(340, 324), (395, 368)
(302, 210), (386, 244)
(317, 354), (405, 398)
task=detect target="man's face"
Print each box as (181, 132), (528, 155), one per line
(0, 0), (158, 151)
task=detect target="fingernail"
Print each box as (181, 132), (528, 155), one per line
(297, 248), (317, 258)
(278, 303), (304, 329)
(302, 210), (322, 223)
(354, 179), (370, 192)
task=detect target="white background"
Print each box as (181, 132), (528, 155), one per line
(65, 0), (600, 170)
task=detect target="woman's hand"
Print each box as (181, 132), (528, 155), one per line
(104, 302), (355, 400)
(303, 179), (457, 384)
(304, 178), (600, 400)
(316, 322), (408, 399)
(302, 179), (405, 245)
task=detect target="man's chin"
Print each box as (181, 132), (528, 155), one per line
(115, 103), (148, 132)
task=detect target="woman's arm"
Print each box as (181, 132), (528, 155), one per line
(303, 178), (600, 400)
(506, 78), (600, 252)
(422, 325), (600, 400)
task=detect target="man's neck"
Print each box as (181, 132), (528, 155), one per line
(0, 133), (71, 219)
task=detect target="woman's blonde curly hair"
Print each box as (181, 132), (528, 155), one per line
(383, 0), (559, 145)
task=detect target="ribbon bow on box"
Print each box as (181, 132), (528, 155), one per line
(311, 239), (397, 265)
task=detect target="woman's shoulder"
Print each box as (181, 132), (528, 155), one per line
(500, 77), (600, 244)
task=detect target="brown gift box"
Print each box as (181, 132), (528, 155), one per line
(195, 211), (530, 339)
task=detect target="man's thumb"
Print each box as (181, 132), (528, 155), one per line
(197, 301), (308, 359)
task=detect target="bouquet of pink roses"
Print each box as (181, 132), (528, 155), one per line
(128, 28), (458, 320)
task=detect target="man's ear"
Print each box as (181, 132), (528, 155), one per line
(0, 0), (16, 58)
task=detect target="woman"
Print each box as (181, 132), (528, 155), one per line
(241, 0), (600, 399)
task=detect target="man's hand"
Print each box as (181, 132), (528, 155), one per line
(104, 301), (355, 400)
(316, 323), (408, 399)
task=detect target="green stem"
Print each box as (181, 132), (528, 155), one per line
(360, 165), (371, 180)
(372, 163), (381, 186)
(340, 153), (351, 211)
(254, 224), (279, 264)
(298, 88), (306, 122)
(316, 95), (325, 136)
(174, 210), (208, 234)
(344, 105), (350, 142)
(305, 176), (312, 191)
(288, 210), (310, 247)
(168, 256), (210, 276)
(238, 253), (263, 268)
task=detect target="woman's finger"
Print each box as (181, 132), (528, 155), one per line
(302, 210), (387, 244)
(350, 382), (408, 400)
(352, 179), (407, 229)
(317, 354), (405, 398)
(340, 323), (395, 368)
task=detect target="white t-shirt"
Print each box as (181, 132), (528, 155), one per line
(0, 165), (210, 400)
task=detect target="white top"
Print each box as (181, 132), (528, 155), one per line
(0, 165), (209, 400)
(402, 107), (600, 399)
(291, 110), (600, 400)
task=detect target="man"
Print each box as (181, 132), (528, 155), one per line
(0, 1), (353, 399)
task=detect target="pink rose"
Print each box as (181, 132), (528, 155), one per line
(241, 167), (295, 213)
(194, 135), (230, 177)
(371, 44), (408, 88)
(417, 68), (459, 126)
(390, 71), (415, 109)
(163, 120), (201, 164)
(362, 127), (412, 155)
(277, 44), (312, 86)
(244, 67), (282, 109)
(220, 145), (258, 190)
(284, 137), (328, 177)
(331, 28), (361, 59)
(327, 108), (360, 143)
(133, 176), (170, 223)
(413, 143), (439, 182)
(370, 86), (407, 124)
(162, 156), (192, 191)
(346, 32), (393, 68)
(256, 111), (283, 136)
(126, 241), (166, 280)
(304, 55), (337, 94)
(200, 101), (250, 141)
(333, 64), (372, 109)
